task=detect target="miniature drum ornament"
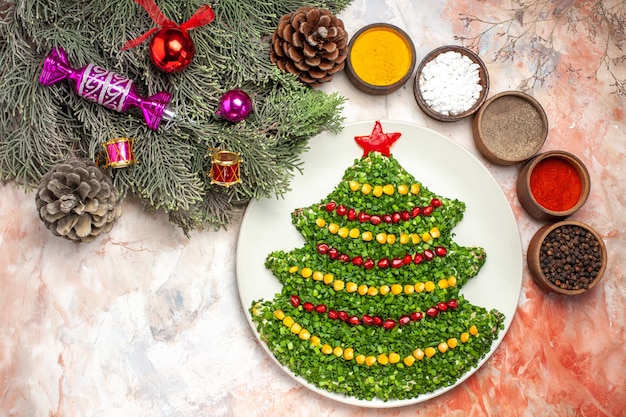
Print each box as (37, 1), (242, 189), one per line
(102, 138), (137, 168)
(210, 150), (241, 186)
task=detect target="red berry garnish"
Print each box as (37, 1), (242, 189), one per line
(317, 243), (330, 254)
(336, 204), (347, 216)
(325, 201), (336, 212)
(349, 316), (361, 326)
(357, 211), (370, 222)
(328, 248), (339, 259)
(431, 198), (442, 207)
(435, 246), (447, 257)
(303, 302), (315, 312)
(338, 311), (349, 322)
(411, 207), (421, 217)
(392, 212), (401, 223)
(370, 215), (382, 225)
(414, 253), (424, 264)
(426, 307), (438, 317)
(399, 315), (411, 325)
(383, 214), (393, 223)
(328, 309), (339, 319)
(391, 258), (404, 268)
(352, 256), (364, 266)
(377, 258), (390, 269)
(437, 302), (448, 312)
(422, 205), (434, 216)
(347, 209), (357, 221)
(403, 254), (413, 264)
(411, 311), (423, 321)
(373, 316), (383, 326)
(338, 253), (350, 262)
(290, 295), (300, 307)
(383, 319), (396, 330)
(401, 211), (411, 221)
(364, 259), (375, 270)
(424, 249), (435, 261)
(362, 315), (374, 325)
(447, 299), (459, 310)
(315, 304), (327, 314)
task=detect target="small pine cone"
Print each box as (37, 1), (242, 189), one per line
(270, 6), (348, 85)
(35, 157), (122, 243)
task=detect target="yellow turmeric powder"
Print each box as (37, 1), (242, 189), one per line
(350, 27), (413, 86)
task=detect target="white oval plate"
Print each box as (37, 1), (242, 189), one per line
(236, 120), (523, 408)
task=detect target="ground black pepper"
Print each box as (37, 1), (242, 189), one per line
(480, 95), (545, 160)
(539, 225), (603, 291)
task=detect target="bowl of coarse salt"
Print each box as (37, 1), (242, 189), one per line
(413, 45), (489, 122)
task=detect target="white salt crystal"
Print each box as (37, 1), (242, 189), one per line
(419, 50), (483, 116)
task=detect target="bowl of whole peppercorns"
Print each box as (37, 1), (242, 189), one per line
(527, 220), (607, 295)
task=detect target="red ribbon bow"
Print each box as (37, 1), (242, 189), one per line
(122, 0), (215, 50)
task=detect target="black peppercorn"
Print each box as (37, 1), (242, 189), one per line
(539, 225), (602, 291)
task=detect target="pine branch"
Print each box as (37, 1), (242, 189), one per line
(0, 0), (351, 233)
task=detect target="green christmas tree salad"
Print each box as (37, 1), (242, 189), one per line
(250, 121), (504, 402)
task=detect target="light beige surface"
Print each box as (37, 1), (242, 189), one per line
(1, 1), (624, 416)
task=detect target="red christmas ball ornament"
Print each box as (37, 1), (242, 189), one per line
(216, 89), (253, 123)
(149, 27), (195, 72)
(121, 1), (215, 73)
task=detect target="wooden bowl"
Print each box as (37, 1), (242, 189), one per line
(413, 45), (489, 121)
(346, 23), (416, 95)
(516, 150), (590, 221)
(472, 91), (548, 165)
(527, 220), (607, 295)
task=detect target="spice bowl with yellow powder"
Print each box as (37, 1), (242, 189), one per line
(414, 45), (490, 121)
(346, 23), (416, 95)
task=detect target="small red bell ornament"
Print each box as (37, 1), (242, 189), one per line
(122, 0), (215, 73)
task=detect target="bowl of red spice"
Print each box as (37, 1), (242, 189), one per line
(516, 150), (591, 221)
(472, 91), (548, 165)
(527, 220), (607, 295)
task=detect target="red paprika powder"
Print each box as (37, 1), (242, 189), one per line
(529, 157), (582, 211)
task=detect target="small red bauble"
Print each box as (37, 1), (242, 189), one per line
(149, 27), (195, 73)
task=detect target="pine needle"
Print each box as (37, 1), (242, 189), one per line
(0, 0), (351, 233)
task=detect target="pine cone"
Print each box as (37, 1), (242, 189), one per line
(270, 7), (348, 85)
(35, 157), (122, 243)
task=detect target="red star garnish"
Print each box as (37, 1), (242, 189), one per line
(354, 121), (401, 157)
